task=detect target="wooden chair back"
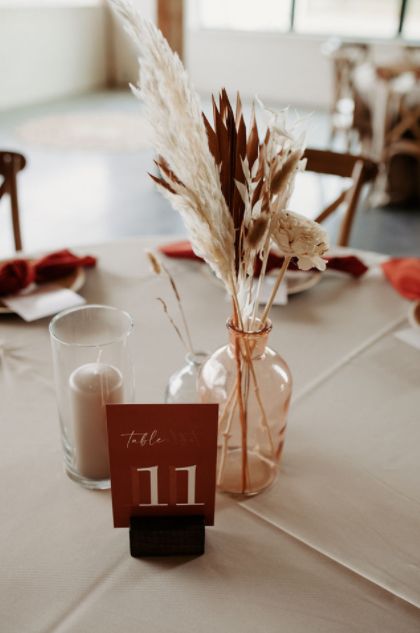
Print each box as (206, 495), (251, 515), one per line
(0, 151), (26, 252)
(303, 148), (377, 247)
(383, 139), (420, 204)
(327, 42), (370, 148)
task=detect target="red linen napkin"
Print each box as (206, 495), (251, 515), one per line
(0, 260), (34, 296)
(0, 249), (96, 297)
(158, 241), (368, 278)
(324, 255), (368, 278)
(381, 258), (420, 300)
(34, 249), (96, 283)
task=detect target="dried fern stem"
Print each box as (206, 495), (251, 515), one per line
(261, 256), (291, 324)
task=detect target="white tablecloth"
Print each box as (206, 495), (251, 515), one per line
(1, 237), (419, 632)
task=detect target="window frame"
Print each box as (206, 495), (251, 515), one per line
(194, 0), (418, 41)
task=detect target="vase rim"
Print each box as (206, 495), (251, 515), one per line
(226, 318), (272, 336)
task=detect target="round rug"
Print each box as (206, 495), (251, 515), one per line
(17, 112), (152, 151)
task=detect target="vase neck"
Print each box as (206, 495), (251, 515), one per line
(227, 319), (272, 359)
(185, 351), (208, 367)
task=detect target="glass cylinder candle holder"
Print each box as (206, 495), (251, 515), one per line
(49, 304), (134, 490)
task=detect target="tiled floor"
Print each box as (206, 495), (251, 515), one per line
(0, 89), (419, 258)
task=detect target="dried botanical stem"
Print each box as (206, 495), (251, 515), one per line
(276, 422), (288, 460)
(234, 335), (248, 493)
(243, 341), (276, 458)
(250, 228), (272, 328)
(230, 273), (244, 331)
(260, 256), (291, 324)
(156, 297), (188, 351)
(161, 262), (194, 354)
(242, 361), (251, 488)
(147, 250), (194, 354)
(217, 394), (238, 485)
(218, 379), (238, 430)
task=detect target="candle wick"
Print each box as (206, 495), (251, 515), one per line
(96, 348), (103, 365)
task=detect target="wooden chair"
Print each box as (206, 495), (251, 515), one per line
(303, 148), (378, 247)
(0, 151), (26, 252)
(325, 41), (370, 149)
(383, 140), (420, 204)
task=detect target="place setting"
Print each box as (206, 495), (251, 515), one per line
(0, 249), (96, 320)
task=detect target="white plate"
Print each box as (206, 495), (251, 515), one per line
(201, 265), (322, 296)
(0, 265), (85, 315)
(285, 269), (322, 294)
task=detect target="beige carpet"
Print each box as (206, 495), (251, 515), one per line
(17, 112), (152, 151)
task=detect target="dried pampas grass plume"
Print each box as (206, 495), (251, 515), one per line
(111, 0), (236, 294)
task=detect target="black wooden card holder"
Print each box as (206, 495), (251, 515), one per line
(129, 515), (205, 557)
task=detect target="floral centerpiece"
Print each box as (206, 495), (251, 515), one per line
(112, 0), (329, 495)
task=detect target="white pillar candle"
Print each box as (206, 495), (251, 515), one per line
(69, 363), (123, 480)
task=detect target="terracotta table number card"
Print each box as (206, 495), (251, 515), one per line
(106, 403), (218, 557)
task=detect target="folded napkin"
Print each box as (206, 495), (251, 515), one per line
(0, 249), (96, 297)
(158, 241), (369, 278)
(381, 258), (420, 300)
(0, 260), (34, 297)
(34, 250), (96, 284)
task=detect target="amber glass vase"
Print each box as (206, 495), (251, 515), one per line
(198, 319), (292, 496)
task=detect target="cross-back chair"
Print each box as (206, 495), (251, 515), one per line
(326, 42), (370, 149)
(0, 151), (26, 252)
(303, 148), (378, 247)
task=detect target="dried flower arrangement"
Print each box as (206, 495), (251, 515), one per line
(112, 0), (328, 327)
(112, 0), (329, 494)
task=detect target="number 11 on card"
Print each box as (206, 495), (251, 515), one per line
(133, 465), (205, 507)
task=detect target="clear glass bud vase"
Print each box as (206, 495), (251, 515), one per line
(165, 352), (208, 403)
(198, 319), (292, 496)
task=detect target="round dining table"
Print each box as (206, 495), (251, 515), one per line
(1, 236), (419, 632)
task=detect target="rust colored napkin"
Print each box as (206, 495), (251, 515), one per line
(381, 258), (420, 300)
(0, 260), (34, 297)
(34, 250), (96, 283)
(0, 249), (96, 297)
(158, 241), (368, 278)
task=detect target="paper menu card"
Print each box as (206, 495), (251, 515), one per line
(2, 283), (85, 321)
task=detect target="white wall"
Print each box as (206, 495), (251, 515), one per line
(1, 1), (411, 112)
(187, 31), (416, 109)
(113, 18), (415, 110)
(186, 30), (332, 108)
(0, 5), (107, 110)
(113, 25), (334, 109)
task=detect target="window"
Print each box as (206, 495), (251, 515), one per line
(294, 0), (401, 38)
(195, 0), (292, 32)
(194, 0), (420, 40)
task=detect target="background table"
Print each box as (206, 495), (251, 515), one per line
(1, 237), (419, 632)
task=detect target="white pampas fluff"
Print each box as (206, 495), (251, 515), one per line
(110, 0), (235, 292)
